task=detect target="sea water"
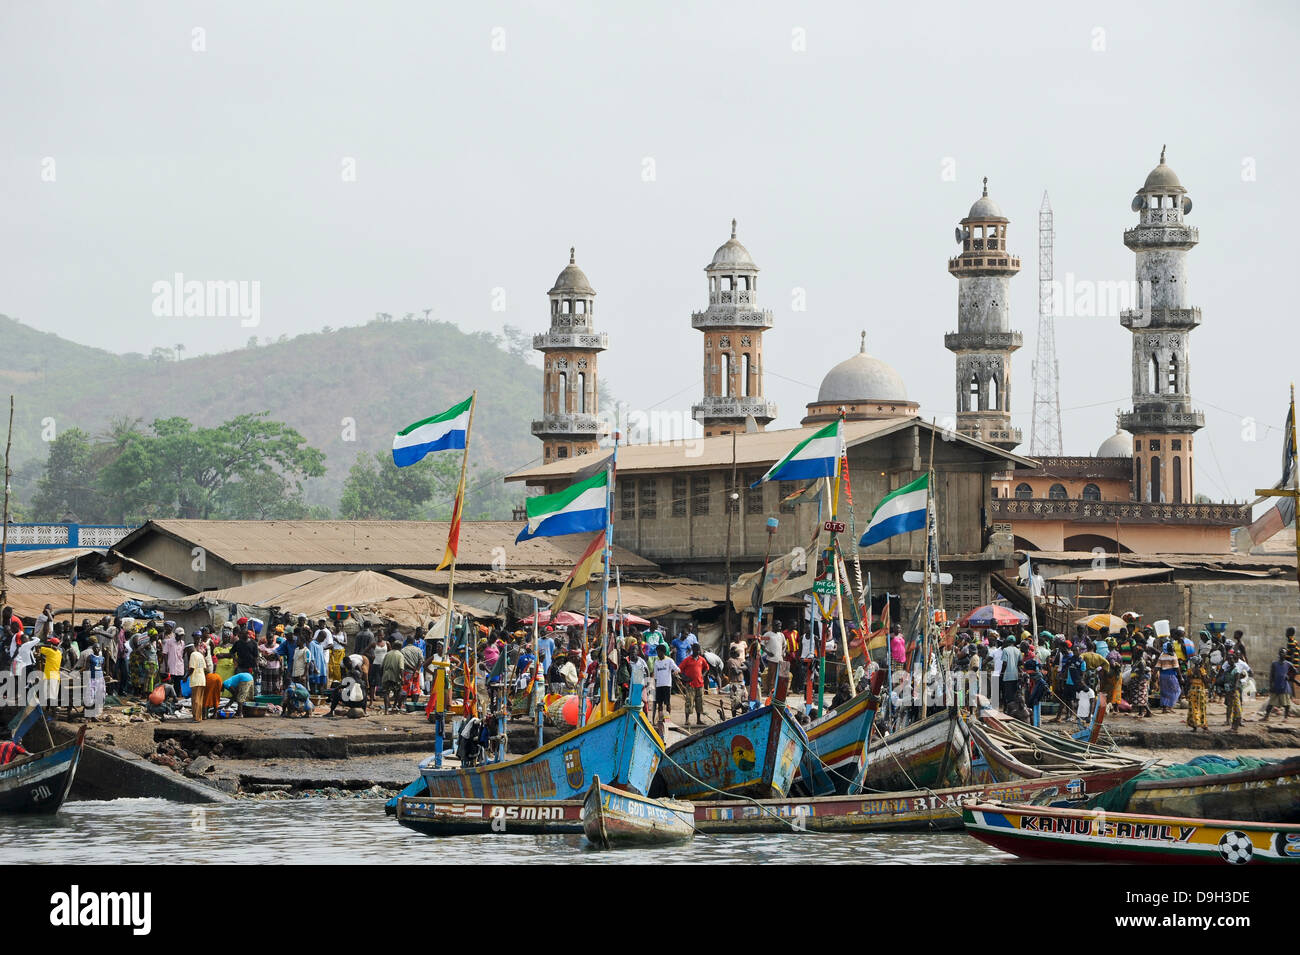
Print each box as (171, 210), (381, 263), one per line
(0, 797), (1017, 864)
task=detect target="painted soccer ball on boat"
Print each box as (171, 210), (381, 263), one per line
(1218, 831), (1254, 865)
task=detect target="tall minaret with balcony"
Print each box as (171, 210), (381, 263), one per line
(532, 248), (608, 463)
(691, 220), (777, 438)
(1119, 147), (1203, 503)
(946, 178), (1023, 450)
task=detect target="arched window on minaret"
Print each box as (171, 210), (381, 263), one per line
(1135, 457), (1143, 501)
(1150, 455), (1161, 503)
(558, 372), (568, 414)
(969, 373), (980, 412)
(742, 354), (751, 397)
(1167, 354), (1178, 394)
(990, 375), (1000, 412)
(1173, 456), (1183, 503)
(1148, 354), (1159, 394)
(721, 353), (731, 397)
(577, 372), (587, 413)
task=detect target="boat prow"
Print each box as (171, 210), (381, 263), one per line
(582, 775), (695, 849)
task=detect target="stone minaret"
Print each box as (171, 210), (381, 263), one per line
(946, 178), (1023, 450)
(691, 220), (777, 438)
(532, 248), (608, 463)
(1119, 147), (1203, 503)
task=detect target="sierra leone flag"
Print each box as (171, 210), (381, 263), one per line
(751, 420), (842, 487)
(516, 469), (609, 543)
(392, 396), (472, 468)
(859, 474), (928, 547)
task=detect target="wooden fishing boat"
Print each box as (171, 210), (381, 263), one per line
(393, 764), (1145, 837)
(967, 718), (1146, 784)
(419, 704), (664, 801)
(962, 800), (1300, 865)
(1088, 755), (1300, 823)
(792, 672), (884, 797)
(859, 708), (970, 792)
(581, 775), (695, 849)
(695, 764), (1143, 834)
(396, 795), (584, 836)
(0, 725), (86, 814)
(653, 703), (806, 801)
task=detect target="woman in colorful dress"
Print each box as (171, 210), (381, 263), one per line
(1185, 655), (1210, 731)
(1129, 654), (1152, 717)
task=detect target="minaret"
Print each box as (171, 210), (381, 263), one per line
(532, 248), (608, 463)
(946, 178), (1023, 450)
(1119, 147), (1203, 503)
(691, 219), (777, 438)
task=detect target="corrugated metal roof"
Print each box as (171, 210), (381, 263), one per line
(1047, 568), (1172, 584)
(507, 416), (1036, 482)
(2, 574), (152, 618)
(2, 548), (99, 577)
(114, 520), (656, 571)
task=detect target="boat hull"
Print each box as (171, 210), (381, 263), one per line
(0, 727), (85, 815)
(1120, 757), (1300, 824)
(419, 706), (664, 801)
(392, 765), (1143, 837)
(963, 801), (1300, 865)
(397, 796), (584, 836)
(655, 704), (806, 801)
(582, 777), (694, 848)
(793, 673), (884, 797)
(860, 709), (970, 792)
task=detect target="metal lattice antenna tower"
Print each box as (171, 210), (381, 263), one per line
(1030, 190), (1063, 456)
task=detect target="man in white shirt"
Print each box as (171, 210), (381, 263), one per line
(762, 624), (784, 696)
(989, 634), (1004, 682)
(651, 645), (679, 725)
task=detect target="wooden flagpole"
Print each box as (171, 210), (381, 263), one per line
(441, 392), (476, 661)
(0, 395), (12, 609)
(597, 437), (619, 717)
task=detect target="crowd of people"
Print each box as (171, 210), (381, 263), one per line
(7, 599), (1296, 740)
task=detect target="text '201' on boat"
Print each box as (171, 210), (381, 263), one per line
(0, 706), (85, 815)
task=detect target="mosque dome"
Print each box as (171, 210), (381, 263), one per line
(816, 334), (909, 403)
(549, 248), (595, 295)
(965, 178), (1006, 221)
(1141, 145), (1185, 193)
(1096, 430), (1133, 458)
(709, 219), (756, 269)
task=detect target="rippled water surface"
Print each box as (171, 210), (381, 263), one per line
(1, 798), (1019, 865)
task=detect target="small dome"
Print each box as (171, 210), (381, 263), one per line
(708, 219), (756, 269)
(817, 335), (909, 403)
(1096, 431), (1132, 458)
(549, 248), (595, 295)
(965, 177), (1006, 221)
(1141, 145), (1185, 193)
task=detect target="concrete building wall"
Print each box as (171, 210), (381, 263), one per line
(1011, 520), (1230, 554)
(124, 535), (242, 591)
(1111, 579), (1299, 663)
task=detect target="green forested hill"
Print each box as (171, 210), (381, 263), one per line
(0, 313), (544, 518)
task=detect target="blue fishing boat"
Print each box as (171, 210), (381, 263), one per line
(0, 708), (85, 815)
(792, 671), (885, 797)
(418, 705), (665, 801)
(654, 703), (807, 801)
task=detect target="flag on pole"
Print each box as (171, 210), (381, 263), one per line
(69, 559), (78, 588)
(435, 471), (467, 571)
(516, 469), (609, 542)
(392, 396), (472, 468)
(550, 533), (605, 614)
(859, 474), (929, 547)
(1281, 394), (1297, 490)
(750, 420), (842, 487)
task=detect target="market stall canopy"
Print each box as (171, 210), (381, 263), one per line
(198, 569), (488, 624)
(1076, 612), (1128, 634)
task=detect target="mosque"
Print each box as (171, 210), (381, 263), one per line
(508, 149), (1250, 608)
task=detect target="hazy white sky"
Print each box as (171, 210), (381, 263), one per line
(2, 1), (1296, 504)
